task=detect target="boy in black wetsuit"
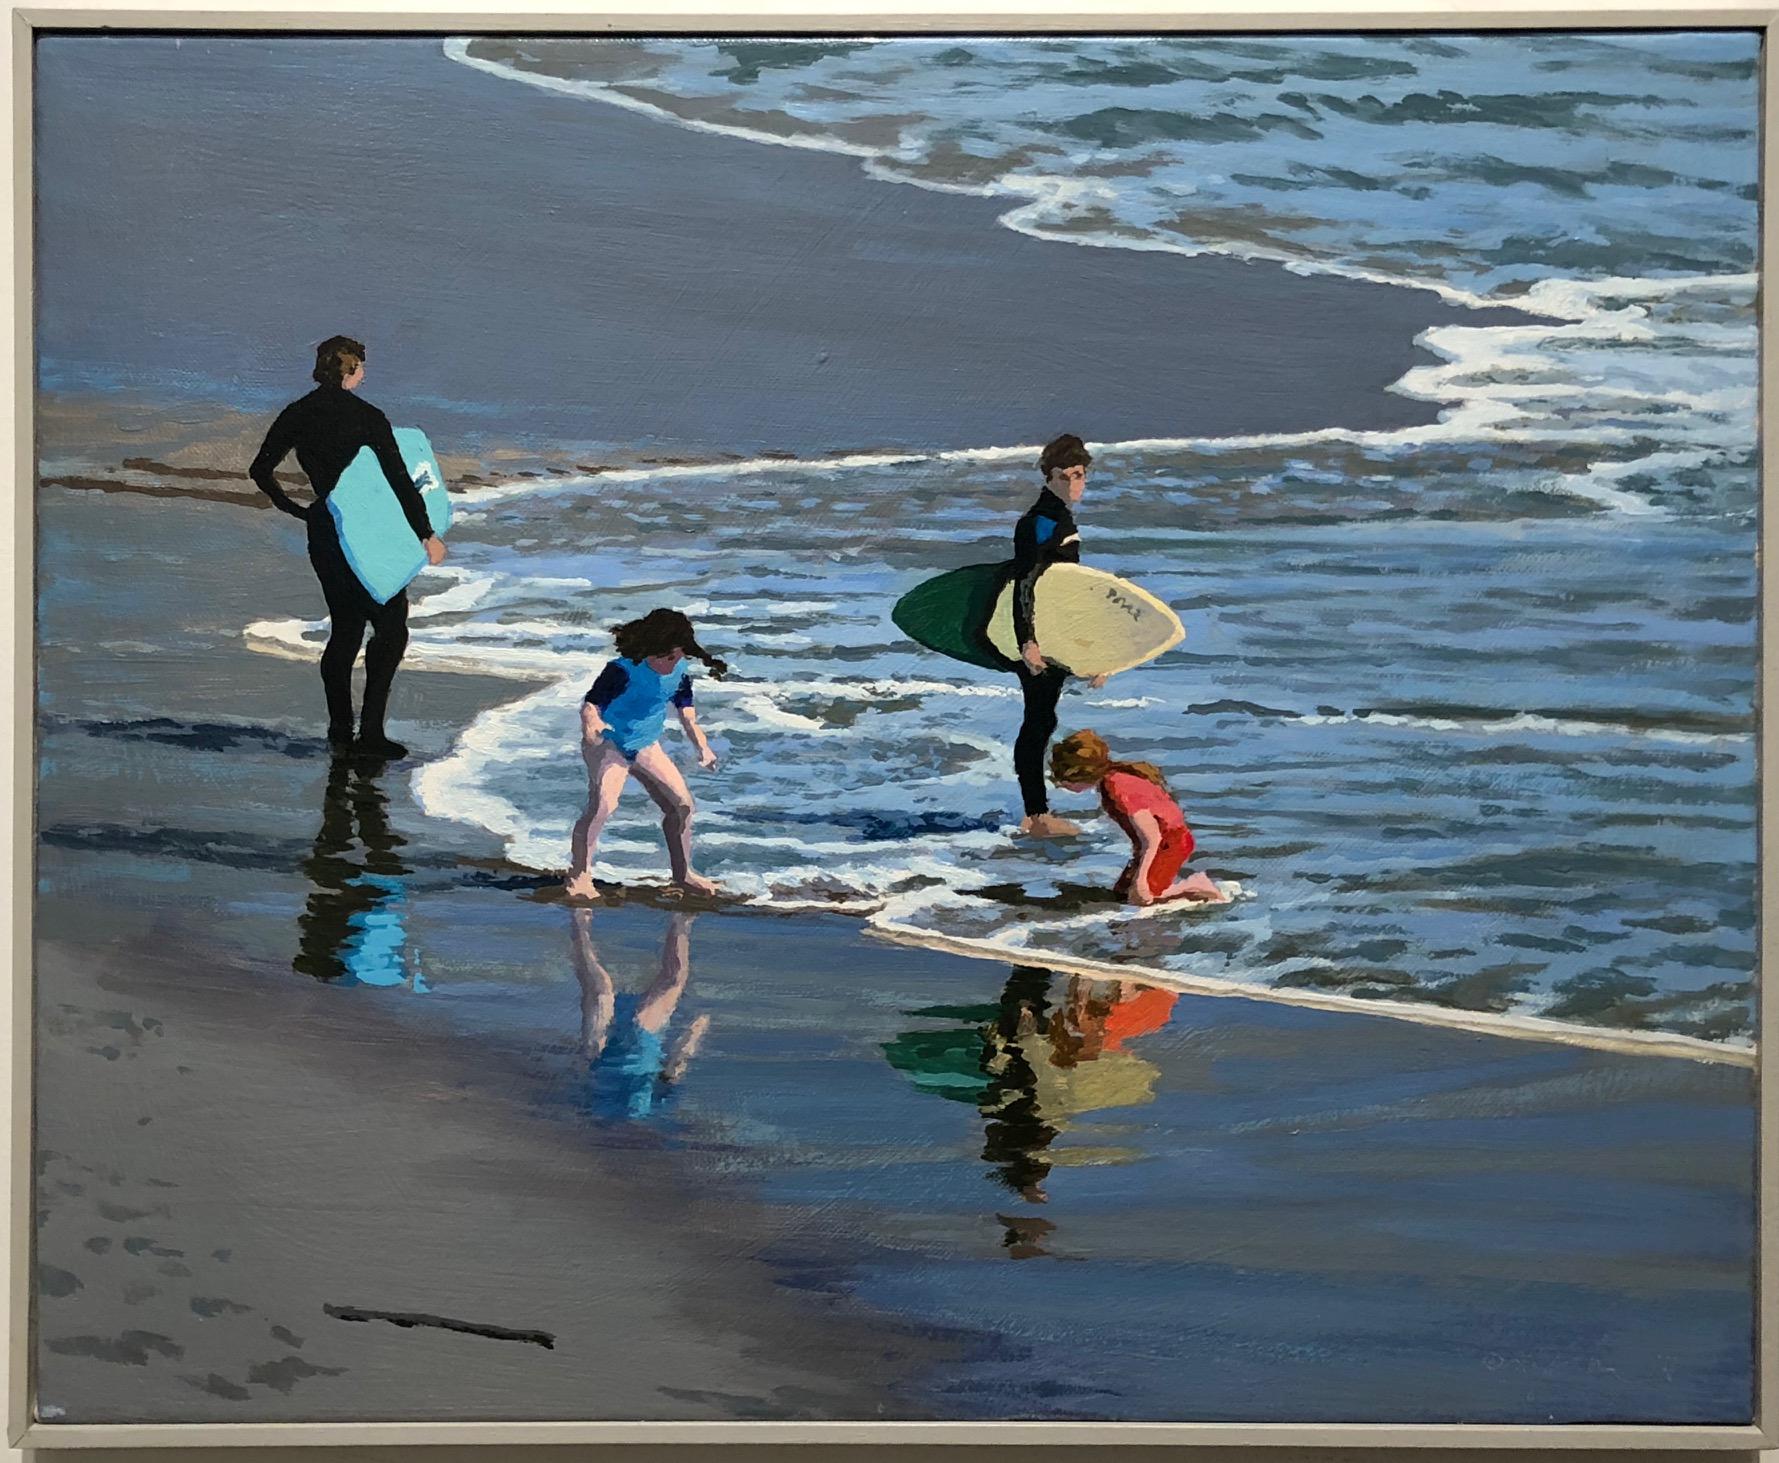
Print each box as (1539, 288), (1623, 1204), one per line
(1012, 433), (1104, 837)
(249, 336), (447, 759)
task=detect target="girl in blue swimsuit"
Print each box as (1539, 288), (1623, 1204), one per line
(565, 608), (728, 902)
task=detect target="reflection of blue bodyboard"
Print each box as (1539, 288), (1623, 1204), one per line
(327, 428), (453, 604)
(342, 874), (414, 988)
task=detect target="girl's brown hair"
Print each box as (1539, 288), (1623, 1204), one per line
(611, 608), (729, 679)
(1049, 729), (1167, 791)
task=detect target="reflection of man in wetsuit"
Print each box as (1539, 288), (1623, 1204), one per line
(982, 969), (1179, 1256)
(980, 966), (1062, 1204)
(249, 336), (447, 760)
(1011, 434), (1103, 837)
(570, 908), (709, 1121)
(294, 757), (420, 988)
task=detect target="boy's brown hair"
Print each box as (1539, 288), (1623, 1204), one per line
(1039, 433), (1092, 479)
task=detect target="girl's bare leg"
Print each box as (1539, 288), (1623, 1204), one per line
(566, 741), (633, 900)
(630, 744), (719, 894)
(663, 1014), (711, 1085)
(636, 912), (694, 1032)
(568, 907), (616, 1058)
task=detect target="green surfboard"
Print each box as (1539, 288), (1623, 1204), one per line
(891, 562), (1019, 672)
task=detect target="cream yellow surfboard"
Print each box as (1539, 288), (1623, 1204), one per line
(986, 564), (1185, 678)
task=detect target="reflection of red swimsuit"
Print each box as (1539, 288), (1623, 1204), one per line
(1101, 770), (1195, 898)
(1100, 987), (1178, 1049)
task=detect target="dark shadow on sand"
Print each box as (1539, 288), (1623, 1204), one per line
(44, 715), (338, 760)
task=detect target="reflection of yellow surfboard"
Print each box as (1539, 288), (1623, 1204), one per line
(986, 565), (1185, 678)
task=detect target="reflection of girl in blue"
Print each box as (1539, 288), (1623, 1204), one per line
(571, 909), (708, 1120)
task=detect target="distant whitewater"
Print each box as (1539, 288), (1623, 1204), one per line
(254, 34), (1758, 1050)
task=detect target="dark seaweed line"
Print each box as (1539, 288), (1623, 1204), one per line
(323, 1304), (555, 1350)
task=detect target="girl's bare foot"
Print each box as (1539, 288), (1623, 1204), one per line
(674, 873), (722, 897)
(564, 873), (602, 903)
(1178, 872), (1229, 903)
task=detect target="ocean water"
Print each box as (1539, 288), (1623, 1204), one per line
(250, 34), (1759, 1049)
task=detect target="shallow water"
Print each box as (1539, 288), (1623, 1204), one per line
(459, 34), (1759, 294)
(241, 430), (1759, 1047)
(322, 33), (1760, 1049)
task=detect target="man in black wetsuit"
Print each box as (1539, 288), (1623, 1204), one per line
(249, 336), (447, 760)
(1011, 433), (1102, 837)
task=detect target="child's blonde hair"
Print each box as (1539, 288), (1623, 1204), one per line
(1049, 729), (1168, 791)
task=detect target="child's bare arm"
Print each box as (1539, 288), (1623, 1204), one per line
(581, 700), (608, 745)
(677, 706), (719, 769)
(1126, 811), (1165, 906)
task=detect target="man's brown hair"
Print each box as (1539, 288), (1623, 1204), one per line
(313, 335), (366, 387)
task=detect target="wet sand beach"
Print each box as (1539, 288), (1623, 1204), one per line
(34, 490), (952, 1422)
(35, 36), (1527, 462)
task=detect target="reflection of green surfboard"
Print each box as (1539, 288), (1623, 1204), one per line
(893, 561), (1184, 678)
(890, 563), (1018, 672)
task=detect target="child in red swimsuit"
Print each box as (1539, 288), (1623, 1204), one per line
(1049, 730), (1227, 907)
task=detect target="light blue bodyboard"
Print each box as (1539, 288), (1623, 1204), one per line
(327, 427), (453, 604)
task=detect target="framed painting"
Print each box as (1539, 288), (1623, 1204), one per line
(6, 0), (1772, 1451)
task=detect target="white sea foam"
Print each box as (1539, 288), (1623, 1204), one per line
(864, 915), (1757, 1068)
(413, 682), (574, 839)
(244, 616), (580, 682)
(1299, 709), (1752, 748)
(407, 568), (499, 619)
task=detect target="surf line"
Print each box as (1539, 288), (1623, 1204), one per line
(442, 37), (1756, 331)
(444, 36), (1752, 533)
(440, 36), (1512, 316)
(866, 918), (1755, 1069)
